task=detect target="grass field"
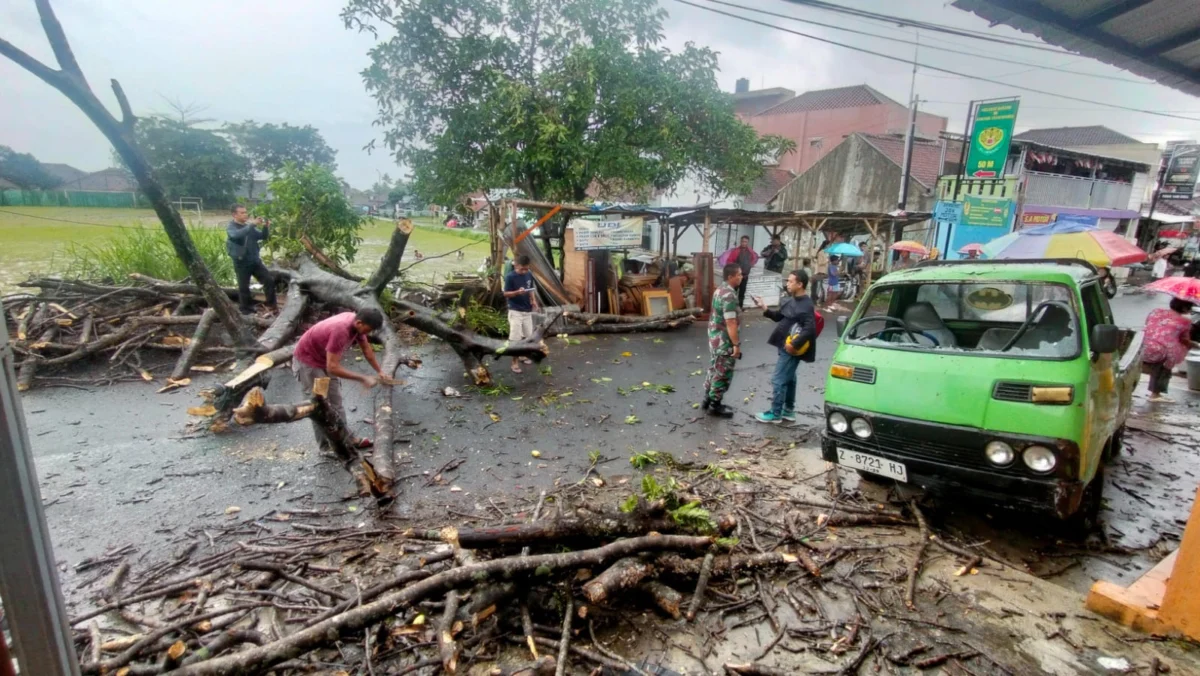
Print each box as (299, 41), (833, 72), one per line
(0, 207), (489, 293)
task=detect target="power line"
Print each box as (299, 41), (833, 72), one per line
(775, 0), (1067, 50)
(699, 0), (1148, 83)
(672, 0), (1200, 123)
(0, 208), (147, 230)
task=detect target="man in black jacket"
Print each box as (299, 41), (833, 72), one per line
(753, 269), (816, 424)
(226, 204), (277, 314)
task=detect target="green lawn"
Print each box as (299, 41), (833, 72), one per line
(0, 207), (488, 293)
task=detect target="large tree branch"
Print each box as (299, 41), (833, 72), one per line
(109, 78), (135, 131)
(33, 0), (87, 86)
(365, 218), (414, 295)
(0, 36), (63, 86)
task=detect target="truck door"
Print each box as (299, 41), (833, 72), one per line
(1080, 282), (1117, 481)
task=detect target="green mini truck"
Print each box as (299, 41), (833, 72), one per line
(822, 259), (1143, 527)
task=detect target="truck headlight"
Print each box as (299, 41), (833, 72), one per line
(985, 441), (1014, 466)
(828, 412), (849, 434)
(850, 417), (873, 439)
(1022, 445), (1057, 473)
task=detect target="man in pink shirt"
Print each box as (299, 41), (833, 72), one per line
(292, 308), (386, 448)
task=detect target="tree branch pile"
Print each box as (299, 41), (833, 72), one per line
(58, 458), (1056, 676)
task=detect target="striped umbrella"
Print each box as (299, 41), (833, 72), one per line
(981, 221), (1146, 267)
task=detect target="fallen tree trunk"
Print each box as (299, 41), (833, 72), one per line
(557, 318), (694, 336)
(365, 218), (413, 294)
(562, 309), (700, 325)
(166, 535), (712, 676)
(300, 235), (362, 283)
(170, 309), (216, 381)
(127, 274), (241, 299)
(205, 344), (296, 414)
(232, 387), (315, 425)
(256, 281), (307, 352)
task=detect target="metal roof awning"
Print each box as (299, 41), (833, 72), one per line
(951, 0), (1200, 98)
(665, 208), (933, 230)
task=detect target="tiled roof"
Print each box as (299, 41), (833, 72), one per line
(1013, 125), (1141, 147)
(858, 133), (946, 189)
(756, 84), (896, 115)
(744, 167), (794, 205)
(40, 162), (86, 185)
(732, 87), (794, 101)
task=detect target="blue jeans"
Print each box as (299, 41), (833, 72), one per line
(770, 348), (801, 416)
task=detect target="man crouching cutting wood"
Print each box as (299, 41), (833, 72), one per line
(292, 308), (387, 449)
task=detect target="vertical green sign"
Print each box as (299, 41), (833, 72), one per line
(965, 99), (1020, 178)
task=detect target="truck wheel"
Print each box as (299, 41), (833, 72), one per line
(1064, 464), (1105, 538)
(1105, 426), (1125, 461)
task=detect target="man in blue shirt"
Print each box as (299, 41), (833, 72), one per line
(503, 254), (538, 373)
(226, 204), (277, 314)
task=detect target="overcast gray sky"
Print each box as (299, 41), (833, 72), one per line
(4, 0), (1200, 189)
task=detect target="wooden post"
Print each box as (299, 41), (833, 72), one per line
(864, 220), (880, 286)
(702, 210), (711, 254)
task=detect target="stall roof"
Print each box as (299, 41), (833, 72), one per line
(666, 208), (933, 229)
(951, 0), (1200, 98)
(1015, 139), (1152, 171)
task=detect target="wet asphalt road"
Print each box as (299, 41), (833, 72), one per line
(19, 290), (1200, 603)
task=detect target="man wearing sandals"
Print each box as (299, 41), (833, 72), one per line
(292, 308), (386, 448)
(504, 254), (538, 373)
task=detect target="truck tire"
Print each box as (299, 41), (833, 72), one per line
(1106, 426), (1125, 460)
(1064, 463), (1105, 538)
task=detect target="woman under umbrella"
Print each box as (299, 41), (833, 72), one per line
(1142, 276), (1200, 402)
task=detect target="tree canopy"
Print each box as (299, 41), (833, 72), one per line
(257, 163), (363, 265)
(225, 121), (338, 198)
(133, 117), (249, 206)
(342, 0), (793, 205)
(0, 145), (62, 189)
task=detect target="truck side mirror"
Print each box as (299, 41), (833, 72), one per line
(1092, 324), (1119, 354)
(836, 316), (848, 337)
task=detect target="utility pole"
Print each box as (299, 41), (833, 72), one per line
(0, 305), (80, 676)
(891, 31), (920, 269)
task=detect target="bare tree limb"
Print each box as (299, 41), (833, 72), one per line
(33, 0), (87, 82)
(110, 78), (135, 130)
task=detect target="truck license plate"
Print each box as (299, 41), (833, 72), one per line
(836, 449), (907, 482)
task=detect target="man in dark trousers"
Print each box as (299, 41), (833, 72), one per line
(226, 204), (277, 314)
(701, 263), (745, 418)
(292, 308), (386, 448)
(733, 235), (755, 307)
(754, 269), (817, 424)
(760, 235), (789, 274)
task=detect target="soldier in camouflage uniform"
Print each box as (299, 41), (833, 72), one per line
(702, 263), (746, 418)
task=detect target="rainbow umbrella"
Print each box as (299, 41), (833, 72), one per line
(981, 221), (1146, 267)
(891, 240), (929, 256)
(1145, 276), (1200, 303)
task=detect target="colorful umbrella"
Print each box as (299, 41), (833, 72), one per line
(826, 242), (864, 257)
(958, 243), (985, 256)
(891, 240), (929, 256)
(981, 221), (1146, 267)
(1145, 276), (1200, 304)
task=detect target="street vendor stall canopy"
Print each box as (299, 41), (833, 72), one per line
(665, 208), (934, 239)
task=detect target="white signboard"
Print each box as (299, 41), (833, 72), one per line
(571, 216), (643, 250)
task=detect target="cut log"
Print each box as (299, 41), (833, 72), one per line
(166, 535), (712, 676)
(17, 321), (57, 391)
(170, 309), (216, 381)
(563, 309), (700, 325)
(557, 318), (694, 335)
(582, 558), (655, 604)
(232, 387), (315, 425)
(365, 218), (414, 294)
(206, 344), (296, 414)
(640, 581), (684, 619)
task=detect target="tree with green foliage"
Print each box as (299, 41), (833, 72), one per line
(257, 163), (363, 265)
(133, 117), (248, 206)
(224, 121), (337, 199)
(342, 0), (794, 206)
(0, 145), (61, 189)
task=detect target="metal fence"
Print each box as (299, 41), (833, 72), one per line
(0, 190), (148, 208)
(1023, 172), (1132, 210)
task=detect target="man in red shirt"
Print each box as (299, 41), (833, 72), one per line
(292, 308), (386, 447)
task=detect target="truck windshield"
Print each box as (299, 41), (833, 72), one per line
(845, 282), (1079, 358)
